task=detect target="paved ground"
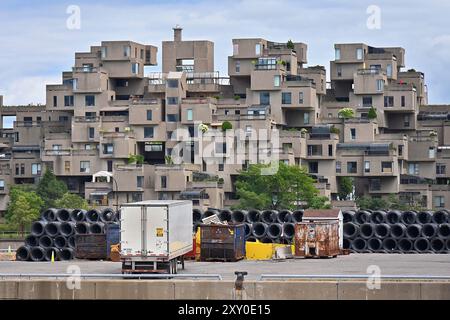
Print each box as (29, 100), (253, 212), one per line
(0, 254), (449, 280)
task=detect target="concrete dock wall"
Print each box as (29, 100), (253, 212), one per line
(0, 279), (449, 300)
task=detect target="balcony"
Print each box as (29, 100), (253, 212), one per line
(44, 149), (98, 157)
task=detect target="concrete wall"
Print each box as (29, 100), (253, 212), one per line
(0, 279), (449, 300)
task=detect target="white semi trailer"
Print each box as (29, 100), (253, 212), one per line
(119, 200), (193, 274)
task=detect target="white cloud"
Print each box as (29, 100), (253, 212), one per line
(1, 76), (59, 106)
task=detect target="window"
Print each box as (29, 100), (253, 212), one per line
(434, 196), (445, 208)
(370, 179), (381, 191)
(31, 163), (41, 175)
(218, 163), (224, 172)
(88, 127), (95, 139)
(282, 92), (292, 104)
(303, 112), (310, 125)
(387, 64), (393, 77)
(144, 127), (154, 138)
(436, 164), (446, 175)
(140, 49), (144, 59)
(101, 47), (107, 59)
(85, 95), (95, 106)
(364, 161), (370, 173)
(84, 144), (91, 150)
(161, 176), (167, 188)
(72, 79), (77, 91)
(145, 143), (163, 152)
(15, 164), (19, 175)
(64, 161), (70, 174)
(384, 96), (394, 107)
(167, 79), (178, 88)
(24, 117), (32, 127)
(167, 97), (178, 105)
(260, 92), (270, 105)
(429, 147), (436, 159)
(347, 162), (357, 174)
(255, 43), (261, 55)
(382, 162), (393, 173)
(52, 144), (62, 150)
(187, 109), (193, 121)
(53, 96), (57, 107)
(308, 162), (318, 174)
(335, 48), (341, 60)
(356, 48), (363, 60)
(337, 65), (342, 77)
(123, 45), (131, 57)
(103, 144), (114, 155)
(299, 92), (304, 104)
(401, 96), (406, 107)
(398, 145), (404, 157)
(336, 161), (341, 173)
(404, 115), (410, 127)
(233, 43), (239, 55)
(36, 117), (41, 124)
(408, 163), (419, 175)
(137, 176), (144, 188)
(0, 179), (5, 190)
(64, 95), (74, 107)
(376, 79), (384, 92)
(80, 161), (90, 173)
(107, 160), (113, 172)
(131, 63), (139, 74)
(273, 75), (281, 87)
(147, 110), (152, 121)
(82, 63), (93, 72)
(328, 144), (333, 156)
(235, 61), (240, 73)
(350, 128), (356, 140)
(362, 96), (372, 108)
(19, 165), (25, 175)
(167, 114), (178, 122)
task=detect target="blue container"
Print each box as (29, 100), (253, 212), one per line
(200, 223), (246, 261)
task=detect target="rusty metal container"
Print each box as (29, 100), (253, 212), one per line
(75, 234), (107, 259)
(200, 224), (245, 262)
(294, 221), (340, 258)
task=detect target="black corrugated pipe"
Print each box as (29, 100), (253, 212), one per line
(371, 210), (387, 224)
(202, 209), (220, 219)
(430, 238), (446, 253)
(382, 238), (397, 252)
(386, 210), (402, 224)
(359, 223), (375, 239)
(100, 208), (115, 223)
(342, 211), (355, 223)
(246, 210), (260, 223)
(390, 223), (407, 239)
(31, 221), (47, 237)
(417, 211), (433, 224)
(438, 223), (450, 238)
(68, 236), (76, 249)
(231, 210), (246, 223)
(60, 222), (75, 237)
(351, 238), (367, 252)
(355, 210), (371, 224)
(89, 222), (105, 234)
(16, 246), (31, 261)
(39, 235), (53, 248)
(397, 238), (414, 252)
(343, 222), (359, 239)
(406, 224), (422, 239)
(246, 236), (257, 242)
(260, 237), (273, 244)
(292, 210), (303, 223)
(25, 235), (39, 247)
(368, 238), (383, 252)
(267, 223), (283, 239)
(446, 238), (450, 251)
(114, 209), (120, 222)
(75, 222), (90, 234)
(44, 222), (61, 237)
(282, 223), (295, 240)
(44, 248), (60, 262)
(277, 210), (292, 223)
(401, 211), (417, 225)
(422, 223), (438, 238)
(252, 222), (268, 238)
(60, 248), (74, 260)
(41, 208), (57, 222)
(192, 209), (203, 223)
(414, 238), (430, 252)
(70, 209), (86, 222)
(261, 210), (277, 224)
(432, 210), (448, 224)
(56, 208), (72, 222)
(244, 223), (252, 239)
(374, 223), (390, 238)
(54, 235), (67, 249)
(86, 209), (100, 223)
(30, 246), (46, 261)
(343, 238), (351, 249)
(218, 209), (232, 222)
(193, 222), (201, 233)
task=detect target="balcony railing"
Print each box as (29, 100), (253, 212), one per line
(44, 149), (98, 156)
(357, 68), (384, 76)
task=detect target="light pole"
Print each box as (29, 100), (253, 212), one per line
(110, 175), (119, 212)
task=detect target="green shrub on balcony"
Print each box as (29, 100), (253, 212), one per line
(368, 106), (377, 120)
(338, 108), (355, 119)
(128, 154), (144, 165)
(287, 39), (295, 50)
(330, 126), (340, 134)
(221, 121), (233, 131)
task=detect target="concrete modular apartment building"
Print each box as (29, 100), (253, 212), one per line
(0, 27), (450, 214)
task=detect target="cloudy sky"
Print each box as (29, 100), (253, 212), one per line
(1, 0), (450, 105)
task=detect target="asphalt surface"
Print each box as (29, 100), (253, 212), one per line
(1, 254), (450, 280)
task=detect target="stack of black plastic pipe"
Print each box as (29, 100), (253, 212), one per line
(192, 208), (304, 244)
(16, 208), (120, 261)
(343, 209), (450, 253)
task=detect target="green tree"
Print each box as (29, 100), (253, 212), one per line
(221, 121), (233, 131)
(338, 108), (355, 119)
(54, 193), (89, 210)
(338, 177), (354, 200)
(6, 186), (43, 234)
(368, 106), (377, 119)
(234, 162), (330, 210)
(36, 168), (68, 209)
(286, 39), (295, 49)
